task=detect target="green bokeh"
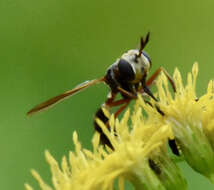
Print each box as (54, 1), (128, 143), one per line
(1, 0), (214, 189)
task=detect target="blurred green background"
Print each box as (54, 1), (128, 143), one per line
(1, 0), (214, 189)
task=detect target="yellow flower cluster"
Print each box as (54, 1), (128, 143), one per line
(25, 106), (182, 190)
(26, 63), (214, 189)
(140, 63), (214, 182)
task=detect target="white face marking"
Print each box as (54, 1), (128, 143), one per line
(120, 49), (151, 82)
(121, 49), (150, 70)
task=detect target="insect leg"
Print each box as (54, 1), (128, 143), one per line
(143, 86), (158, 101)
(114, 99), (131, 118)
(146, 67), (176, 92)
(93, 91), (118, 148)
(94, 91), (117, 128)
(94, 91), (131, 148)
(117, 86), (137, 99)
(146, 67), (180, 155)
(106, 98), (131, 107)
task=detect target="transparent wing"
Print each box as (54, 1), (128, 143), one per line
(27, 77), (105, 116)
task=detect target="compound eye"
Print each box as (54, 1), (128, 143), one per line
(142, 51), (152, 65)
(118, 59), (135, 81)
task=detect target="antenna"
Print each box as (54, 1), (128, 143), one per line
(136, 32), (150, 58)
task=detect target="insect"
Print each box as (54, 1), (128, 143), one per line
(27, 33), (177, 150)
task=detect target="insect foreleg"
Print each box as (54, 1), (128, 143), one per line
(146, 67), (176, 92)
